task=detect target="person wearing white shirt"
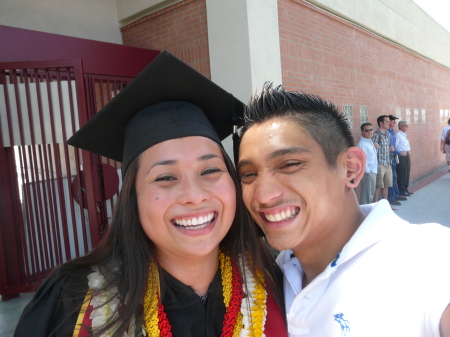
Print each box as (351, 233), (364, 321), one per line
(440, 118), (450, 171)
(395, 120), (412, 195)
(357, 123), (377, 204)
(237, 83), (450, 337)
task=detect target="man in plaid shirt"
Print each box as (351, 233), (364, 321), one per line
(372, 115), (394, 207)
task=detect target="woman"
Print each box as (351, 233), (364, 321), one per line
(14, 51), (287, 337)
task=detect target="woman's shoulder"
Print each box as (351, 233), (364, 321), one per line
(14, 265), (91, 337)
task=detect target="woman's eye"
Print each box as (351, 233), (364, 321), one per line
(154, 175), (176, 182)
(202, 168), (223, 176)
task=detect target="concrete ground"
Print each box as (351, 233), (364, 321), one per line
(1, 168), (449, 336)
(394, 167), (450, 228)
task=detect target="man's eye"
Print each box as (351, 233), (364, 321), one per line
(280, 162), (301, 169)
(239, 172), (257, 184)
(278, 162), (302, 172)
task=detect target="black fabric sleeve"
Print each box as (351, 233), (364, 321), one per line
(13, 269), (85, 337)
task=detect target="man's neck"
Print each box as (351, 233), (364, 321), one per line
(292, 202), (366, 288)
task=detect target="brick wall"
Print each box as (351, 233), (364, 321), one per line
(121, 0), (210, 78)
(279, 0), (450, 184)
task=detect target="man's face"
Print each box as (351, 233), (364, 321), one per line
(380, 117), (390, 130)
(399, 123), (409, 133)
(238, 117), (348, 252)
(361, 125), (373, 139)
(389, 119), (397, 129)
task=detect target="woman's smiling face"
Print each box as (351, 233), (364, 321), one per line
(135, 136), (236, 263)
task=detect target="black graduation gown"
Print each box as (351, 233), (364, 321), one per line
(161, 268), (226, 337)
(14, 269), (88, 337)
(13, 268), (226, 337)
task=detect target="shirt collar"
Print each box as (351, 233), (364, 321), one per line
(336, 199), (408, 267)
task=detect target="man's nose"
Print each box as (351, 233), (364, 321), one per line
(251, 173), (283, 207)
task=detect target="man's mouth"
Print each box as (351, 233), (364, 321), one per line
(172, 212), (216, 230)
(262, 207), (299, 223)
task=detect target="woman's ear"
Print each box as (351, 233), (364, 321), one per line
(344, 146), (366, 189)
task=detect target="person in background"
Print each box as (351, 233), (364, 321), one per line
(396, 120), (413, 196)
(237, 83), (450, 337)
(372, 115), (394, 207)
(387, 115), (407, 206)
(440, 118), (450, 172)
(357, 123), (377, 204)
(14, 52), (287, 337)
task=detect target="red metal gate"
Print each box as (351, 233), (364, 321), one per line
(0, 60), (132, 298)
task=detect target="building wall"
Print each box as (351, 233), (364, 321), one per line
(305, 0), (450, 69)
(0, 0), (122, 44)
(206, 0), (282, 103)
(279, 0), (450, 184)
(116, 0), (183, 26)
(121, 0), (210, 78)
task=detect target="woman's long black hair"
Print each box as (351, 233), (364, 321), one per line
(51, 146), (283, 336)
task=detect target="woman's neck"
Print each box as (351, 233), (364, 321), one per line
(156, 248), (220, 296)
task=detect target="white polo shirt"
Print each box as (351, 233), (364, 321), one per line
(277, 199), (450, 337)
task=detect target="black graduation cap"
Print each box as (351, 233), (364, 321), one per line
(67, 51), (244, 174)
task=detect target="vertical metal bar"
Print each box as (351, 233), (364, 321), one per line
(33, 69), (62, 266)
(10, 70), (41, 278)
(67, 69), (89, 253)
(75, 65), (101, 248)
(55, 67), (80, 258)
(23, 70), (51, 274)
(0, 70), (28, 288)
(38, 68), (64, 266)
(47, 143), (63, 264)
(45, 68), (72, 261)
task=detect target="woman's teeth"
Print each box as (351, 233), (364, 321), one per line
(264, 208), (298, 222)
(173, 213), (214, 230)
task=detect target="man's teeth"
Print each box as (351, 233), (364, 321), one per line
(264, 208), (298, 222)
(173, 213), (214, 229)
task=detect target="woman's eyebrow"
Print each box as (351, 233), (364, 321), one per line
(146, 159), (177, 176)
(198, 153), (220, 161)
(145, 154), (220, 176)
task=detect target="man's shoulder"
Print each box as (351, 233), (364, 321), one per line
(357, 138), (366, 146)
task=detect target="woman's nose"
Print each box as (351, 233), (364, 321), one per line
(177, 177), (211, 205)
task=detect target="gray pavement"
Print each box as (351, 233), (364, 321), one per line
(394, 170), (450, 228)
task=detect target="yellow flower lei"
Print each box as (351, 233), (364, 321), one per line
(239, 260), (267, 337)
(143, 252), (268, 337)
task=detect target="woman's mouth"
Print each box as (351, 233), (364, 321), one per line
(172, 212), (216, 230)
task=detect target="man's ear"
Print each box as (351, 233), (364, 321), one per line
(344, 146), (366, 189)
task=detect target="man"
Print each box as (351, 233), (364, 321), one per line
(440, 118), (450, 172)
(357, 123), (377, 204)
(396, 120), (413, 196)
(237, 83), (450, 336)
(386, 115), (408, 204)
(371, 115), (394, 206)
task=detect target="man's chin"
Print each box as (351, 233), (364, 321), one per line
(265, 234), (294, 252)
